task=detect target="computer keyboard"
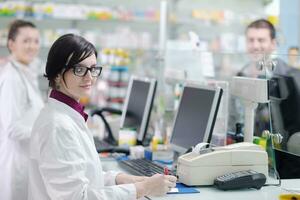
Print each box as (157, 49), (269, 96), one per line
(119, 158), (174, 177)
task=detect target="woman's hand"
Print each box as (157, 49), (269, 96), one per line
(134, 174), (177, 198)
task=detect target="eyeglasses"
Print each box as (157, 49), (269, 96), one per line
(72, 64), (102, 77)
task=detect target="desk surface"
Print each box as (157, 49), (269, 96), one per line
(101, 157), (300, 200)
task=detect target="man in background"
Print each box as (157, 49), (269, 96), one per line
(288, 46), (300, 69)
(229, 19), (290, 138)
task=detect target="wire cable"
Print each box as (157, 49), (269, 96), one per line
(264, 166), (281, 187)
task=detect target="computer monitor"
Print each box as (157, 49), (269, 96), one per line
(170, 84), (223, 153)
(274, 148), (300, 179)
(120, 76), (157, 145)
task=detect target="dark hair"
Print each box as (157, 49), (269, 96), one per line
(289, 46), (299, 51)
(246, 19), (276, 39)
(44, 34), (97, 88)
(7, 19), (36, 51)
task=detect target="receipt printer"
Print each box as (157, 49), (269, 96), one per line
(176, 142), (268, 186)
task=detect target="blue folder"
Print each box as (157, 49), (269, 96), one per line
(167, 183), (200, 194)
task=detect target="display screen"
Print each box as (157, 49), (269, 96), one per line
(170, 86), (217, 150)
(123, 80), (150, 134)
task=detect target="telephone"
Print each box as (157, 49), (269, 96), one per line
(214, 170), (266, 190)
(176, 142), (268, 186)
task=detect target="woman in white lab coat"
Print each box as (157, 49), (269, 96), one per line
(0, 20), (44, 200)
(28, 34), (176, 200)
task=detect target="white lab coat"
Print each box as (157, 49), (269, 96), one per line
(28, 97), (136, 200)
(0, 59), (44, 200)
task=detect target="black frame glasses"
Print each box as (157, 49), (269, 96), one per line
(72, 64), (103, 77)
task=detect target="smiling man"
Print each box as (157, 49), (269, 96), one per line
(238, 19), (289, 78)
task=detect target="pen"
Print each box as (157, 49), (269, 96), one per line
(164, 166), (169, 175)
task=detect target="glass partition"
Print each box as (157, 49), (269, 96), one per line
(121, 48), (300, 157)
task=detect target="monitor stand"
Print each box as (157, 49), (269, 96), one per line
(136, 132), (152, 146)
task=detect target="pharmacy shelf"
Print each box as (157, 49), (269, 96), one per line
(0, 16), (159, 30)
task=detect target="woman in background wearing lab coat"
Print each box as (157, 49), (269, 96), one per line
(0, 20), (44, 200)
(28, 34), (176, 200)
